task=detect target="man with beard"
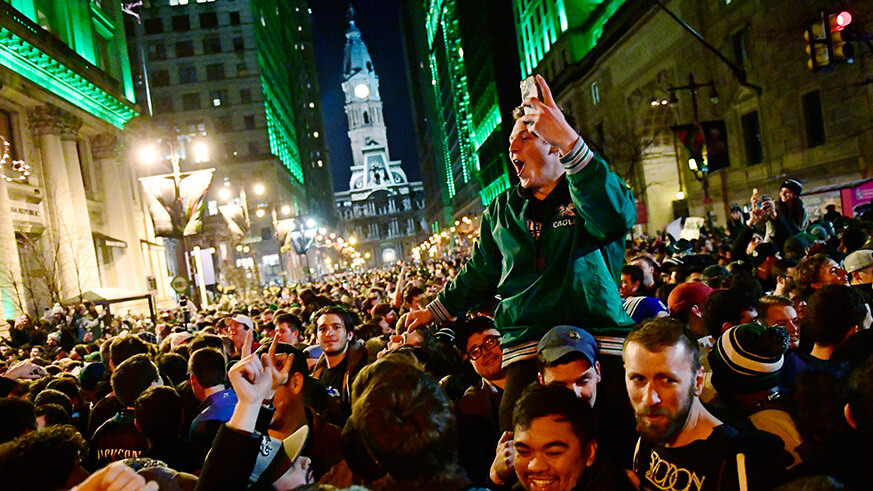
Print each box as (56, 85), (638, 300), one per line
(623, 318), (786, 491)
(311, 306), (367, 425)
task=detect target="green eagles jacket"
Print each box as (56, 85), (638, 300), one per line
(428, 138), (636, 364)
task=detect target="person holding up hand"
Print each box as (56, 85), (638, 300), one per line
(407, 74), (636, 430)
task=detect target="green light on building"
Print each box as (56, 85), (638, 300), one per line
(514, 0), (627, 78)
(472, 102), (501, 151)
(479, 173), (511, 206)
(0, 32), (136, 128)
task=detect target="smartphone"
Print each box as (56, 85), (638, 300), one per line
(520, 76), (539, 115)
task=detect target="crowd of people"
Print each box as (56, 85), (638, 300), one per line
(1, 75), (872, 491)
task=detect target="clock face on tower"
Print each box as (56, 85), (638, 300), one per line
(354, 83), (369, 99)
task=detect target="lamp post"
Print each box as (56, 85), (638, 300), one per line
(138, 134), (212, 308)
(669, 73), (719, 231)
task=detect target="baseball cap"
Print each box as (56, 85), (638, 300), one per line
(749, 242), (779, 267)
(537, 325), (597, 365)
(844, 249), (873, 274)
(667, 282), (714, 316)
(230, 314), (254, 331)
(250, 425), (309, 484)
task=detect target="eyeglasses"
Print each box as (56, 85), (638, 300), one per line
(467, 335), (501, 360)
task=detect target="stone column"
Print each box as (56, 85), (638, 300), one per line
(0, 179), (24, 317)
(91, 133), (147, 292)
(28, 104), (100, 301)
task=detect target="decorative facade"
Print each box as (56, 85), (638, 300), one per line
(0, 0), (170, 319)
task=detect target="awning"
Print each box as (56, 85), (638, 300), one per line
(93, 232), (127, 249)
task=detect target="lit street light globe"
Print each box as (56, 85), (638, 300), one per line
(281, 204), (292, 215)
(253, 183), (265, 195)
(219, 188), (231, 201)
(306, 218), (317, 229)
(138, 145), (158, 165)
(255, 209), (266, 218)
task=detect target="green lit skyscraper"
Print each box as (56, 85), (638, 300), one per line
(401, 0), (522, 230)
(126, 0), (334, 284)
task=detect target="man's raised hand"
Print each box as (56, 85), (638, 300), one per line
(517, 75), (579, 155)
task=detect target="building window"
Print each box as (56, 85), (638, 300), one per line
(233, 37), (245, 52)
(172, 15), (191, 32)
(144, 18), (163, 35)
(590, 81), (600, 105)
(240, 89), (252, 104)
(803, 91), (826, 148)
(178, 65), (197, 84)
(175, 40), (195, 57)
(147, 42), (166, 60)
(732, 29), (748, 66)
(244, 115), (256, 130)
(150, 69), (170, 87)
(203, 37), (222, 54)
(248, 142), (260, 155)
(229, 11), (241, 25)
(152, 95), (174, 114)
(236, 63), (249, 76)
(211, 90), (227, 107)
(199, 12), (218, 29)
(741, 111), (763, 165)
(214, 116), (232, 133)
(182, 93), (201, 110)
(0, 110), (18, 162)
(205, 64), (225, 81)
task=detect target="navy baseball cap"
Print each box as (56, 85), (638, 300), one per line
(537, 325), (598, 365)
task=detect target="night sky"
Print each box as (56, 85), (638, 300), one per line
(309, 0), (421, 193)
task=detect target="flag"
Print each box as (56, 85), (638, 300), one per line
(179, 170), (213, 236)
(219, 203), (249, 238)
(121, 1), (143, 23)
(140, 169), (213, 238)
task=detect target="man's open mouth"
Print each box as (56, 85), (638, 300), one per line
(512, 158), (525, 176)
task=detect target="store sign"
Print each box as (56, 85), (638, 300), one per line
(9, 200), (41, 222)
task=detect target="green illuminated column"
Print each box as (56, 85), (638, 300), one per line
(0, 179), (24, 318)
(28, 104), (100, 300)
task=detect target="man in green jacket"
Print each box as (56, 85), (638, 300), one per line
(407, 75), (636, 429)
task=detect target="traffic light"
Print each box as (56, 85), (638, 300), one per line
(828, 11), (855, 63)
(805, 17), (830, 71)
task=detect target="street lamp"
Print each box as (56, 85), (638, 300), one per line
(280, 204), (292, 216)
(137, 134), (212, 308)
(669, 72), (718, 231)
(253, 183), (265, 196)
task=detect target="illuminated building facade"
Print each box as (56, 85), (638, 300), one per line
(334, 11), (426, 265)
(126, 0), (334, 286)
(0, 0), (176, 317)
(512, 0), (873, 232)
(401, 0), (522, 231)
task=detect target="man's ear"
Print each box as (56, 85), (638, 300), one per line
(134, 418), (142, 433)
(845, 403), (858, 430)
(584, 439), (597, 467)
(347, 329), (354, 341)
(690, 305), (702, 319)
(595, 361), (602, 384)
(693, 366), (705, 396)
(537, 372), (545, 386)
(291, 372), (305, 395)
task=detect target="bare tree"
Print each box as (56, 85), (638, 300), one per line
(601, 116), (657, 197)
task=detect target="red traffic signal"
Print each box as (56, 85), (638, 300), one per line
(834, 11), (852, 30)
(828, 11), (855, 62)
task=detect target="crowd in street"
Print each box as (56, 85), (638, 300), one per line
(1, 75), (873, 491)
